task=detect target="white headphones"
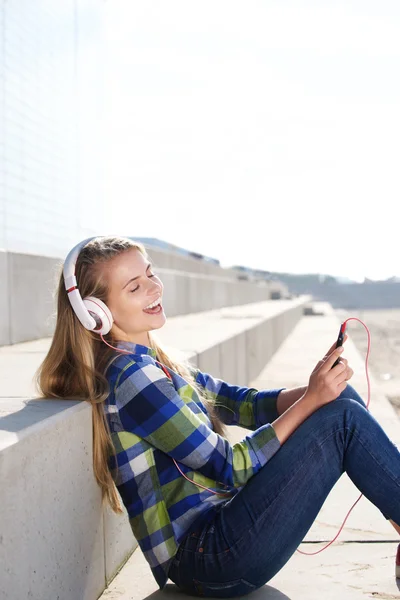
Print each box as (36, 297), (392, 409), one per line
(63, 237), (114, 335)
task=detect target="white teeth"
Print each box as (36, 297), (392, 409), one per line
(144, 298), (161, 310)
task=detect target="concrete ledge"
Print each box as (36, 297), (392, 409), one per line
(0, 297), (308, 600)
(157, 298), (308, 383)
(0, 399), (105, 600)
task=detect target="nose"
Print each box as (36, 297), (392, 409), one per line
(148, 280), (162, 297)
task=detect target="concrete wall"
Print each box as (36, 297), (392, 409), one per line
(1, 249), (288, 345)
(7, 252), (58, 344)
(191, 302), (305, 385)
(148, 245), (287, 295)
(283, 279), (400, 309)
(0, 298), (307, 600)
(0, 250), (10, 345)
(0, 400), (105, 600)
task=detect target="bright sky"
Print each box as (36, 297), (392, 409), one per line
(103, 1), (400, 283)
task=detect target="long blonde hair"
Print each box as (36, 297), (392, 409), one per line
(35, 236), (226, 514)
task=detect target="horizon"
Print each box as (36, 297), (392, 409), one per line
(133, 236), (397, 284)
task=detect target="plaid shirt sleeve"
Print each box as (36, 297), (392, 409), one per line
(114, 359), (281, 488)
(192, 367), (286, 429)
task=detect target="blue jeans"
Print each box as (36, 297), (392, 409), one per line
(167, 385), (400, 597)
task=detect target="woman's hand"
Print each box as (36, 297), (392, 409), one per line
(272, 335), (354, 444)
(313, 334), (353, 383)
(304, 336), (354, 409)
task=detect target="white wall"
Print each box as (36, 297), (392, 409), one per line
(0, 0), (106, 259)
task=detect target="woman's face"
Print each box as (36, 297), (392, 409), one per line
(104, 248), (166, 345)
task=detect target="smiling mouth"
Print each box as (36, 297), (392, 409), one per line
(143, 299), (163, 314)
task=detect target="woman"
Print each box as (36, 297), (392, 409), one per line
(36, 236), (400, 597)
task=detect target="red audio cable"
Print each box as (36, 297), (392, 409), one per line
(297, 317), (371, 555)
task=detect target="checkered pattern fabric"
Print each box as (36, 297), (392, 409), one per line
(103, 341), (285, 588)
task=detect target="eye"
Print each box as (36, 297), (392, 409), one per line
(129, 272), (156, 292)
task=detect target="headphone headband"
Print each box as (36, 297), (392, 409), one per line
(63, 236), (97, 291)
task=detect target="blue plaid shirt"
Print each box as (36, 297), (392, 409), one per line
(104, 341), (285, 588)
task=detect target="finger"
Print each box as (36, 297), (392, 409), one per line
(312, 358), (326, 373)
(319, 347), (344, 373)
(330, 363), (352, 388)
(336, 358), (351, 379)
(331, 361), (347, 380)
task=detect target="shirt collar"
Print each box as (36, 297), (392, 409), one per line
(115, 340), (157, 359)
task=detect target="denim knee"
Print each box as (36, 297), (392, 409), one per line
(323, 396), (368, 431)
(337, 383), (366, 408)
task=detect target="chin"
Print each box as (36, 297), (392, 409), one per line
(150, 313), (167, 330)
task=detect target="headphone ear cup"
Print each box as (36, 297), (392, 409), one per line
(83, 297), (113, 335)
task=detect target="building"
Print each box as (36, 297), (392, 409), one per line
(0, 0), (107, 259)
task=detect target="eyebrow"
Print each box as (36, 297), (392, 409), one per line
(122, 263), (152, 289)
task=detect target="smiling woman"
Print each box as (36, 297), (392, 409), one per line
(34, 235), (400, 596)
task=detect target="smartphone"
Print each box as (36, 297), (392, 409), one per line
(331, 322), (347, 369)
